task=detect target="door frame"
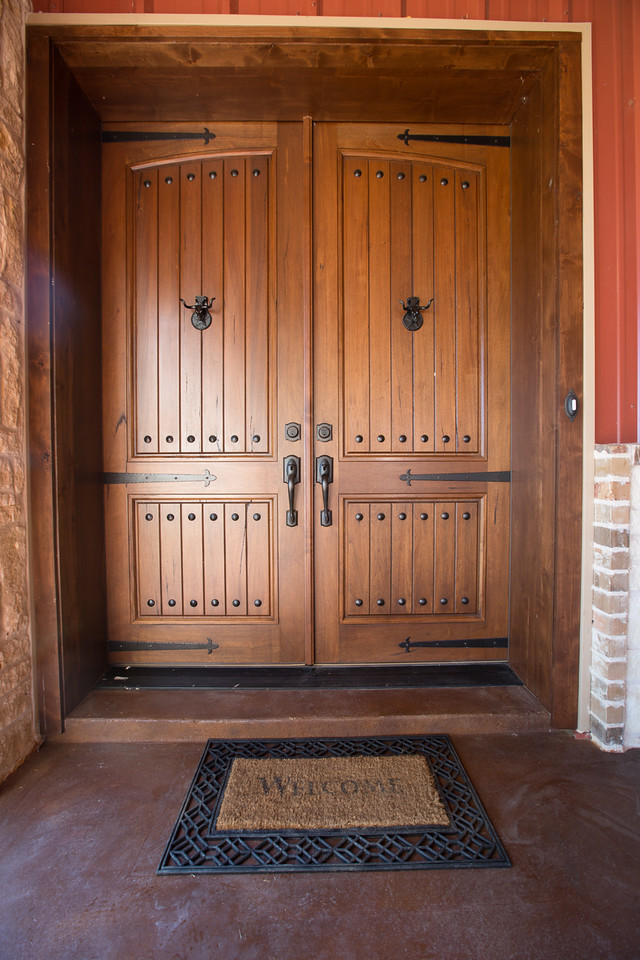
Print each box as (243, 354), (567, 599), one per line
(25, 15), (591, 734)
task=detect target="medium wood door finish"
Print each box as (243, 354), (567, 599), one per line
(104, 121), (510, 666)
(313, 124), (510, 664)
(103, 123), (309, 664)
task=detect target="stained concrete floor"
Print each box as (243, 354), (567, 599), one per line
(1, 731), (639, 960)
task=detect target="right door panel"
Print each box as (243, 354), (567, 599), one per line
(313, 123), (511, 664)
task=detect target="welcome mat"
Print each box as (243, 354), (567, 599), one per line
(158, 735), (510, 874)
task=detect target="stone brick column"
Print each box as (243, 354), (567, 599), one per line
(626, 462), (640, 748)
(591, 444), (639, 750)
(0, 0), (38, 784)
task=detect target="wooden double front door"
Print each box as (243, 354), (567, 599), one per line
(102, 120), (510, 667)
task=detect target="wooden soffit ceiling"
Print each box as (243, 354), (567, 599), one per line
(30, 23), (580, 123)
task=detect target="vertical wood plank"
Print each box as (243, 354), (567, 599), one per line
(275, 121), (310, 664)
(412, 502), (434, 614)
(27, 34), (63, 733)
(223, 158), (247, 453)
(391, 501), (413, 614)
(245, 156), (270, 453)
(368, 160), (392, 453)
(455, 500), (478, 613)
(342, 156), (370, 454)
(369, 503), (391, 615)
(301, 116), (315, 665)
(181, 502), (204, 614)
(551, 38), (585, 727)
(390, 161), (414, 452)
(455, 169), (480, 453)
(313, 122), (340, 660)
(246, 501), (271, 615)
(135, 501), (160, 616)
(224, 502), (248, 615)
(159, 501), (183, 616)
(179, 161), (203, 452)
(509, 65), (556, 704)
(344, 502), (370, 616)
(157, 165), (181, 455)
(412, 164), (436, 454)
(433, 501), (455, 614)
(433, 167), (457, 455)
(49, 47), (108, 718)
(202, 158), (225, 456)
(134, 168), (159, 454)
(204, 505), (226, 615)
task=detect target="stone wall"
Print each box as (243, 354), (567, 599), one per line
(0, 0), (37, 784)
(626, 461), (640, 749)
(591, 444), (640, 750)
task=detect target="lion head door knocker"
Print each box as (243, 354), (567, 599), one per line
(399, 295), (434, 332)
(180, 295), (216, 331)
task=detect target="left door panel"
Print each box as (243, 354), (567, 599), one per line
(102, 124), (308, 665)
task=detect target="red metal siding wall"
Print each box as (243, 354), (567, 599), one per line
(31, 0), (640, 443)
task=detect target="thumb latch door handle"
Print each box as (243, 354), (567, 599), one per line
(316, 456), (333, 527)
(283, 456), (300, 527)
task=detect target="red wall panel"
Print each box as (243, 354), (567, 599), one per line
(574, 0), (639, 441)
(152, 1), (232, 12)
(322, 0), (402, 15)
(29, 0), (640, 441)
(405, 0), (485, 17)
(43, 1), (142, 10)
(237, 0), (318, 12)
(486, 0), (569, 19)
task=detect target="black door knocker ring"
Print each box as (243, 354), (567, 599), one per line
(180, 295), (216, 331)
(400, 296), (434, 331)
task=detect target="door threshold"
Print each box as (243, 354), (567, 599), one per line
(98, 663), (522, 690)
(58, 682), (548, 742)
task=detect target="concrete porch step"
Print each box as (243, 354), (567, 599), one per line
(56, 685), (550, 742)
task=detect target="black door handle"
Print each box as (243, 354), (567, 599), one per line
(316, 456), (333, 527)
(283, 456), (300, 527)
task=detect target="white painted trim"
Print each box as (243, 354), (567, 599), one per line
(27, 12), (587, 32)
(26, 12), (595, 728)
(578, 23), (595, 733)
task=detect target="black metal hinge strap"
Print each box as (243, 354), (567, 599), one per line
(400, 470), (510, 486)
(102, 127), (215, 144)
(103, 470), (216, 486)
(108, 639), (219, 654)
(398, 130), (510, 147)
(398, 637), (508, 652)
